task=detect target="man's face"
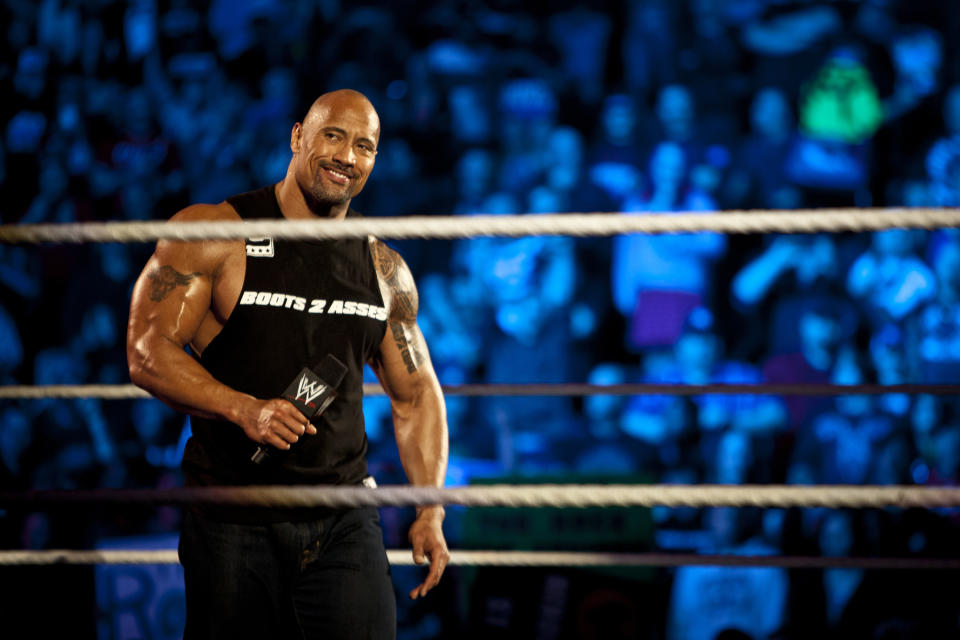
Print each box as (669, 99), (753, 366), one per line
(293, 94), (379, 208)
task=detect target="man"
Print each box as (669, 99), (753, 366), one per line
(126, 89), (449, 639)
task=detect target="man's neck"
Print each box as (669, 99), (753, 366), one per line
(275, 177), (349, 220)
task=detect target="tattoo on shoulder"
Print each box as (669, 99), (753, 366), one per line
(371, 240), (418, 323)
(148, 265), (202, 302)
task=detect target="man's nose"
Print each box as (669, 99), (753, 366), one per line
(332, 143), (356, 166)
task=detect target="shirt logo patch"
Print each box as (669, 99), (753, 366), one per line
(246, 237), (274, 257)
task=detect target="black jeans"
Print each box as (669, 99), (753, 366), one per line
(179, 507), (395, 640)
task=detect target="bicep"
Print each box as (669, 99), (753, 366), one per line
(128, 241), (213, 349)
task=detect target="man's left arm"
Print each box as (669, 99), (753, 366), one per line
(369, 240), (450, 600)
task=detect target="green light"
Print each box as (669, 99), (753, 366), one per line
(800, 60), (884, 144)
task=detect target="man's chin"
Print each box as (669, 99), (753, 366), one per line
(308, 185), (353, 207)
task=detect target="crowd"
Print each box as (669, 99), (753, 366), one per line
(2, 0), (960, 637)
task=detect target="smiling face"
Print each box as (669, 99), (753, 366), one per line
(290, 90), (380, 213)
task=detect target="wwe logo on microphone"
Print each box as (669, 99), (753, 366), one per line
(295, 374), (327, 406)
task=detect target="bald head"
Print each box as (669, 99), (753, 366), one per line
(303, 89), (381, 144)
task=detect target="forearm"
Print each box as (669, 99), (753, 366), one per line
(128, 332), (252, 424)
(393, 382), (448, 489)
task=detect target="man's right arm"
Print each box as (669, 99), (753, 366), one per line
(126, 204), (312, 451)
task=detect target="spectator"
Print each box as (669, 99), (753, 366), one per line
(739, 3), (842, 88)
(46, 76), (95, 183)
(480, 230), (579, 473)
(810, 510), (917, 638)
(587, 94), (646, 203)
(732, 234), (841, 317)
(667, 507), (787, 640)
(882, 26), (944, 123)
(0, 306), (24, 383)
(612, 142), (724, 349)
(925, 103), (960, 205)
(6, 47), (52, 214)
(582, 362), (631, 440)
(796, 347), (895, 485)
(733, 87), (796, 208)
(447, 84), (493, 147)
(847, 229), (936, 326)
(930, 425), (960, 486)
(545, 125), (611, 213)
(360, 137), (441, 217)
(547, 5), (611, 106)
(868, 323), (912, 419)
(908, 394), (944, 473)
(21, 156), (76, 224)
(452, 148), (497, 215)
(0, 244), (42, 300)
(245, 67), (300, 187)
(0, 407), (31, 480)
(11, 47), (51, 107)
(762, 299), (859, 432)
(785, 45), (882, 195)
(495, 78), (557, 197)
(417, 272), (482, 382)
(655, 85), (709, 166)
(926, 135), (960, 206)
(129, 398), (183, 472)
(621, 0), (680, 95)
(869, 434), (913, 487)
(914, 239), (960, 382)
(623, 307), (785, 476)
(713, 430), (754, 485)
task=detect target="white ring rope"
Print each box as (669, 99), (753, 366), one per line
(1, 382), (958, 400)
(2, 549), (958, 570)
(1, 208), (958, 244)
(3, 485), (960, 509)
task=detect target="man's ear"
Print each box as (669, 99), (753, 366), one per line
(290, 122), (302, 154)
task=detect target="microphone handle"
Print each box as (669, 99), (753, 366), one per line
(250, 446), (270, 464)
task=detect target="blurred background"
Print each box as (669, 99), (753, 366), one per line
(1, 0), (960, 638)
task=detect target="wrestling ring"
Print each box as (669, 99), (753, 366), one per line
(2, 206), (960, 576)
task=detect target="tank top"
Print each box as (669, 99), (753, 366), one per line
(182, 185), (387, 519)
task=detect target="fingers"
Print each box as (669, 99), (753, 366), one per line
(408, 538), (450, 600)
(253, 399), (314, 448)
(274, 414), (306, 444)
(422, 546), (449, 594)
(408, 557), (447, 599)
(265, 432), (294, 450)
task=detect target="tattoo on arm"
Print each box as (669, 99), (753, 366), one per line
(390, 322), (419, 374)
(373, 240), (427, 373)
(148, 265), (202, 302)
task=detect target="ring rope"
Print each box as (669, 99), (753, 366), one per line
(2, 382), (957, 400)
(2, 549), (958, 570)
(3, 485), (959, 509)
(1, 208), (958, 244)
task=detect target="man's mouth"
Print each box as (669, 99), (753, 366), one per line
(322, 166), (353, 185)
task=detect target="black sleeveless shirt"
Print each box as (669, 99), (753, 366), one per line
(182, 185), (387, 510)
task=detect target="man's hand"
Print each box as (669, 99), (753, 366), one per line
(236, 398), (315, 449)
(408, 505), (449, 599)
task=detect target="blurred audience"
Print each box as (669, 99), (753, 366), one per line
(2, 1), (960, 636)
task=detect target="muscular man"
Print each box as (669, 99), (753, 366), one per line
(126, 89), (449, 639)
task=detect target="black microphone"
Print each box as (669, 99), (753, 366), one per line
(250, 354), (348, 464)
